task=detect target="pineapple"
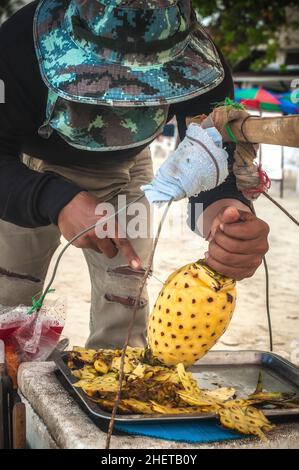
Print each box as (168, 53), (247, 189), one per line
(147, 260), (236, 367)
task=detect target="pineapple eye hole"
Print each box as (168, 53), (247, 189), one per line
(177, 312), (182, 316)
(192, 299), (196, 304)
(184, 283), (189, 288)
(191, 314), (195, 318)
(166, 308), (170, 313)
(207, 297), (214, 303)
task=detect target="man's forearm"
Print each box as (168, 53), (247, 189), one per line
(200, 198), (252, 239)
(0, 155), (82, 227)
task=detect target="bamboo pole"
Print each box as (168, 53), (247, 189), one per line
(188, 114), (299, 148)
(228, 115), (299, 147)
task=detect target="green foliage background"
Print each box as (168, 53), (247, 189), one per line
(1, 1), (299, 71)
(192, 0), (299, 71)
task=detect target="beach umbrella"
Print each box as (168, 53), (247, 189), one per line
(273, 92), (299, 115)
(234, 87), (283, 112)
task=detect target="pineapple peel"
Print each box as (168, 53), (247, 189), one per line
(147, 260), (236, 366)
(68, 347), (278, 441)
(218, 405), (274, 441)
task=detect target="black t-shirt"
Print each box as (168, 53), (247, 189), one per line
(0, 1), (249, 228)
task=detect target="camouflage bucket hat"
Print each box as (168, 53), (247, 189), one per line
(34, 0), (224, 106)
(38, 89), (169, 151)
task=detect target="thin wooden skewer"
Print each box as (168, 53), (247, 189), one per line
(105, 200), (173, 450)
(262, 191), (299, 227)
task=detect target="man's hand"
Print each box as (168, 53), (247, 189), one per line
(205, 206), (269, 280)
(58, 192), (141, 269)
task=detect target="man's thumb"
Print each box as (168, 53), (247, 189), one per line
(220, 206), (241, 225)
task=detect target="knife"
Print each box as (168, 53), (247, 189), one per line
(0, 339), (4, 373)
(0, 340), (26, 448)
(0, 339), (11, 449)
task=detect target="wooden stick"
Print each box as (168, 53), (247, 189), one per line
(188, 114), (299, 148)
(262, 191), (299, 226)
(105, 200), (172, 450)
(230, 115), (299, 147)
(12, 402), (26, 449)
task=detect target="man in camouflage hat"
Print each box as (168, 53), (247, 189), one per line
(0, 1), (269, 349)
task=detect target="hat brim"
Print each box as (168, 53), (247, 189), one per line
(34, 0), (225, 106)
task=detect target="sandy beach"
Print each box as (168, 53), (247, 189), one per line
(46, 154), (299, 366)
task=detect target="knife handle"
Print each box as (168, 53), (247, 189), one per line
(0, 375), (13, 449)
(12, 402), (26, 449)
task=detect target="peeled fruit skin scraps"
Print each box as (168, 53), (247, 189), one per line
(68, 347), (277, 441)
(147, 260), (236, 367)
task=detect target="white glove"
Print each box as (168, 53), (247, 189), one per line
(142, 124), (229, 204)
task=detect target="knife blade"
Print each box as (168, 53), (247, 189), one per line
(0, 340), (5, 378)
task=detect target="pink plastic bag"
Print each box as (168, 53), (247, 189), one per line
(0, 298), (66, 361)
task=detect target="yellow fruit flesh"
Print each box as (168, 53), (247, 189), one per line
(147, 261), (236, 367)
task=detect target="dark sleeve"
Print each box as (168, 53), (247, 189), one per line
(173, 46), (252, 230)
(0, 57), (82, 228)
(188, 143), (252, 231)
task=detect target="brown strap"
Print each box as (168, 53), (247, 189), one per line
(240, 115), (257, 143)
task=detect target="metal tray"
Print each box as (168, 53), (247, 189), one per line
(54, 350), (299, 423)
